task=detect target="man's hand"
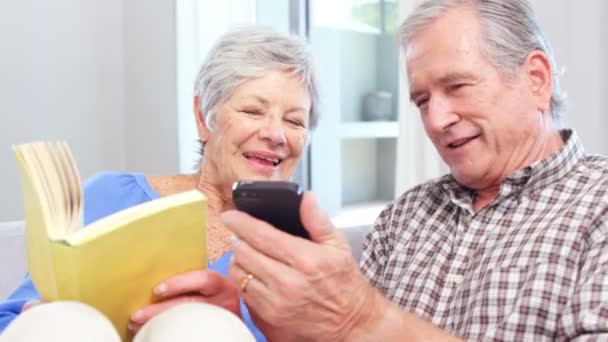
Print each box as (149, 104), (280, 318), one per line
(128, 270), (241, 334)
(223, 192), (383, 341)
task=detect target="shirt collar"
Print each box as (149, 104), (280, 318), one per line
(439, 129), (584, 211)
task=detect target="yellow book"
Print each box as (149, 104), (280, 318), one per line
(13, 141), (207, 341)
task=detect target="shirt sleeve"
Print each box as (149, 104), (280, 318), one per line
(82, 172), (156, 225)
(240, 301), (267, 342)
(359, 203), (393, 292)
(0, 274), (40, 333)
(557, 220), (608, 340)
(358, 183), (432, 295)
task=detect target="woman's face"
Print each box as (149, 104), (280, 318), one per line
(197, 70), (311, 188)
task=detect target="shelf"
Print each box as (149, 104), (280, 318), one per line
(331, 200), (390, 229)
(340, 121), (398, 139)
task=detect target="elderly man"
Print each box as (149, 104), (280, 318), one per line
(223, 0), (608, 340)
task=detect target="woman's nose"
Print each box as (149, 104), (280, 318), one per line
(259, 116), (287, 146)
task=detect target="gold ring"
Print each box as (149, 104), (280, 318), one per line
(240, 273), (254, 293)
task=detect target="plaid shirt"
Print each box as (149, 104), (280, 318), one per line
(360, 130), (608, 341)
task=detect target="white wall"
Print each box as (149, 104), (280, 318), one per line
(0, 0), (180, 221)
(602, 0), (608, 146)
(0, 0), (127, 221)
(123, 0), (179, 173)
(532, 0), (607, 155)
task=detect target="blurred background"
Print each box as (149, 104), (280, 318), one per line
(0, 0), (606, 227)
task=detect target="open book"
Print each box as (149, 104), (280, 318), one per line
(13, 142), (207, 341)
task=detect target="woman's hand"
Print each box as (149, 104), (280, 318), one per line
(128, 270), (241, 334)
(21, 299), (44, 312)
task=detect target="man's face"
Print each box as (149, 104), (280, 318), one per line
(406, 7), (544, 191)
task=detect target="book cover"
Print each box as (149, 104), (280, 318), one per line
(13, 142), (207, 341)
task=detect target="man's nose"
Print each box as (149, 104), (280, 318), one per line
(426, 97), (459, 133)
(259, 115), (287, 146)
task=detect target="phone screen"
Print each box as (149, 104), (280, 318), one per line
(232, 181), (310, 239)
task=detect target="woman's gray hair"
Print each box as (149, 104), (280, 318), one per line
(399, 0), (565, 124)
(194, 25), (319, 131)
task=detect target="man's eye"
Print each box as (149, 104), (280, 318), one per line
(448, 83), (468, 92)
(415, 98), (429, 109)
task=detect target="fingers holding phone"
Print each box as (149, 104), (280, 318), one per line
(224, 187), (368, 341)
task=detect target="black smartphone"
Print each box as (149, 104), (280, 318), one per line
(232, 181), (310, 239)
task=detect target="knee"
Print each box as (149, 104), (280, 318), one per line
(2, 301), (120, 342)
(134, 303), (255, 342)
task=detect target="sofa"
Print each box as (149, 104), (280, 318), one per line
(0, 221), (27, 299)
(0, 221), (371, 299)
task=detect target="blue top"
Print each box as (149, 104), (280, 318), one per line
(0, 172), (265, 341)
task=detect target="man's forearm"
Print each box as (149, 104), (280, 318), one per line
(350, 290), (462, 342)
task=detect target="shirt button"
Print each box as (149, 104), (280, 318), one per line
(448, 274), (465, 285)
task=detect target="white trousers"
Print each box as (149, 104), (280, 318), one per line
(0, 301), (256, 342)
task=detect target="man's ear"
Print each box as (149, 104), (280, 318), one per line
(193, 95), (210, 143)
(525, 50), (553, 114)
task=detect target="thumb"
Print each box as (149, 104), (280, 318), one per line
(300, 192), (346, 249)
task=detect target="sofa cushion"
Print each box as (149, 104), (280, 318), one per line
(0, 221), (27, 299)
(340, 225), (371, 262)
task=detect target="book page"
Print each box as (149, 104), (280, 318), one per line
(13, 145), (55, 237)
(35, 143), (69, 232)
(48, 143), (70, 229)
(21, 145), (58, 227)
(13, 142), (83, 240)
(55, 142), (83, 234)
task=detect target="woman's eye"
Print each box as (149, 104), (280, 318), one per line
(243, 109), (262, 115)
(285, 117), (306, 128)
(292, 120), (305, 127)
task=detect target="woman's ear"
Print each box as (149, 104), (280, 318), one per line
(525, 50), (553, 114)
(193, 95), (210, 143)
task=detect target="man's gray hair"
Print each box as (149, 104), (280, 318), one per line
(194, 25), (319, 130)
(400, 0), (565, 124)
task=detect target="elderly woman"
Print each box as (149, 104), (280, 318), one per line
(0, 26), (318, 341)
